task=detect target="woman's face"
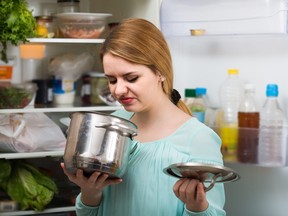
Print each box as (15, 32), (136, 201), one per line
(103, 53), (163, 112)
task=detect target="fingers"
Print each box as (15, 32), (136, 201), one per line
(173, 178), (198, 201)
(195, 183), (207, 203)
(186, 182), (208, 212)
(60, 162), (122, 187)
(173, 178), (208, 212)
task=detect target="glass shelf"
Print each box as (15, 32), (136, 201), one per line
(0, 105), (122, 114)
(27, 38), (105, 44)
(0, 151), (64, 159)
(165, 33), (288, 39)
(0, 206), (75, 216)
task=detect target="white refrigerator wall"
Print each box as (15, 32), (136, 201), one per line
(168, 36), (288, 216)
(170, 36), (288, 111)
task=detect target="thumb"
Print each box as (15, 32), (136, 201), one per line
(196, 182), (207, 202)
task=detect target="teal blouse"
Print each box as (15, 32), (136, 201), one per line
(75, 109), (226, 216)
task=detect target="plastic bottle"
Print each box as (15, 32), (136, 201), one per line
(191, 87), (208, 123)
(237, 83), (259, 163)
(218, 68), (243, 161)
(184, 88), (196, 112)
(258, 84), (286, 166)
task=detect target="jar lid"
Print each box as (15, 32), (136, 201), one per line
(88, 72), (106, 77)
(35, 16), (53, 22)
(57, 0), (80, 3)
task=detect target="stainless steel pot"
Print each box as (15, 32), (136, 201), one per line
(63, 111), (137, 178)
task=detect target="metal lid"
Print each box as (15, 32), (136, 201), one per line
(88, 72), (106, 77)
(163, 162), (240, 183)
(58, 0), (80, 3)
(35, 16), (53, 22)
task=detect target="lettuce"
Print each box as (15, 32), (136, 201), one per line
(0, 161), (58, 211)
(0, 159), (11, 190)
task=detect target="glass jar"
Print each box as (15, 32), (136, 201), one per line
(57, 0), (80, 13)
(35, 16), (56, 38)
(90, 72), (109, 105)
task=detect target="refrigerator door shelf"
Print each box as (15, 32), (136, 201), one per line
(160, 0), (288, 36)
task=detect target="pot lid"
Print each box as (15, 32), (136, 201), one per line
(163, 162), (240, 183)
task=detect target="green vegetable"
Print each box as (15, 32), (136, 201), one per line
(0, 161), (58, 211)
(0, 86), (33, 109)
(0, 159), (11, 190)
(0, 0), (37, 63)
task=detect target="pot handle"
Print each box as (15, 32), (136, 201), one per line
(203, 173), (222, 192)
(94, 122), (138, 137)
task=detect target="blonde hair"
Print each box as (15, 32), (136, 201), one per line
(100, 18), (192, 115)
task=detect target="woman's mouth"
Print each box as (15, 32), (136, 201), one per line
(120, 97), (134, 105)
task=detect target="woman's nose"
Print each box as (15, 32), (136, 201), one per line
(114, 80), (128, 96)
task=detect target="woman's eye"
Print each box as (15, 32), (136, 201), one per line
(126, 76), (138, 83)
(107, 77), (117, 84)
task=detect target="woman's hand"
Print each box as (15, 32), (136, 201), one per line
(61, 162), (122, 206)
(173, 178), (208, 212)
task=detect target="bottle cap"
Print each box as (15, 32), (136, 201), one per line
(228, 69), (239, 75)
(266, 84), (278, 97)
(185, 89), (196, 98)
(244, 83), (255, 93)
(195, 87), (207, 96)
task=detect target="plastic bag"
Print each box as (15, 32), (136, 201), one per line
(48, 52), (95, 80)
(0, 113), (66, 153)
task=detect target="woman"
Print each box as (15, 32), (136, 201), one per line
(62, 18), (226, 216)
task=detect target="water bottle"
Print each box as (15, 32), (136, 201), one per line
(184, 88), (196, 112)
(258, 84), (286, 166)
(218, 68), (243, 161)
(237, 83), (259, 163)
(191, 87), (208, 123)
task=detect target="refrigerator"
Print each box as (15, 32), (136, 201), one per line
(3, 0), (162, 84)
(2, 0), (288, 215)
(0, 0), (162, 215)
(161, 0), (288, 216)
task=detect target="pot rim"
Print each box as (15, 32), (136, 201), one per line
(69, 111), (138, 136)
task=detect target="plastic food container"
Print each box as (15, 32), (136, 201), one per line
(55, 13), (112, 38)
(52, 77), (76, 105)
(0, 83), (38, 109)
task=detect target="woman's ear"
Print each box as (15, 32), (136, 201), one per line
(157, 72), (166, 82)
(160, 76), (166, 82)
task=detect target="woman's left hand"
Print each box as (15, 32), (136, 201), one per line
(173, 178), (208, 212)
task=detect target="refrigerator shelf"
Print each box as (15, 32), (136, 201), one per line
(165, 33), (288, 39)
(27, 38), (105, 44)
(0, 206), (75, 216)
(0, 151), (64, 160)
(0, 105), (122, 114)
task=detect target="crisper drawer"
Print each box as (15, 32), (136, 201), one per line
(160, 0), (288, 36)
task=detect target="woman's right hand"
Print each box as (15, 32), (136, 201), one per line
(61, 162), (122, 206)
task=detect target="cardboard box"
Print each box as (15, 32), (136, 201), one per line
(160, 0), (288, 36)
(0, 58), (15, 82)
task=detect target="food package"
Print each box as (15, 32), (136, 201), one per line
(48, 52), (95, 80)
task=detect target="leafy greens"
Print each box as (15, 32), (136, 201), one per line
(0, 160), (58, 211)
(0, 0), (36, 63)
